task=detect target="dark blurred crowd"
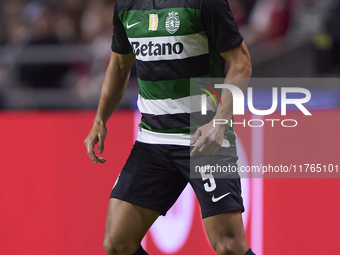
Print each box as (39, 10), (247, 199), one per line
(230, 0), (338, 45)
(0, 0), (295, 47)
(0, 0), (115, 94)
(0, 0), (338, 108)
(0, 0), (114, 45)
(2, 0), (338, 47)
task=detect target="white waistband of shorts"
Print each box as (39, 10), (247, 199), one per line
(136, 128), (230, 147)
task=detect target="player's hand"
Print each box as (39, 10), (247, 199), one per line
(84, 123), (107, 164)
(189, 120), (227, 157)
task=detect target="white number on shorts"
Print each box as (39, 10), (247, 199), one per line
(199, 165), (216, 192)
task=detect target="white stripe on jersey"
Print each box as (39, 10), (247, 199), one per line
(137, 128), (231, 147)
(137, 94), (217, 115)
(129, 32), (209, 61)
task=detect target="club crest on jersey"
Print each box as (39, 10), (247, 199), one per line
(165, 11), (180, 34)
(149, 14), (159, 31)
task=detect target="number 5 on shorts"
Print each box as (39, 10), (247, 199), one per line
(199, 165), (216, 192)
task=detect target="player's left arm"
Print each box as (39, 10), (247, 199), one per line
(190, 41), (252, 156)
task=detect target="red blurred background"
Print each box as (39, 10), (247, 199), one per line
(0, 109), (339, 255)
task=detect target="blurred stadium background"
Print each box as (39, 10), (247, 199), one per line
(0, 0), (339, 254)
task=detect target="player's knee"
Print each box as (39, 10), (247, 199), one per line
(103, 236), (139, 255)
(103, 237), (119, 255)
(213, 237), (244, 255)
(215, 241), (235, 255)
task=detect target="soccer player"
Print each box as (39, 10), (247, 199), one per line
(84, 0), (254, 254)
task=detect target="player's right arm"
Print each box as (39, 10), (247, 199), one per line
(84, 51), (135, 164)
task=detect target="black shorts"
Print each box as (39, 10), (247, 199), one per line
(110, 141), (244, 219)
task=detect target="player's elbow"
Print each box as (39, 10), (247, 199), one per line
(230, 57), (252, 78)
(243, 59), (252, 78)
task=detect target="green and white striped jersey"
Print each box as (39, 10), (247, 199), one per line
(111, 0), (243, 146)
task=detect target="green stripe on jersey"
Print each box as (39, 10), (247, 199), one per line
(119, 8), (201, 38)
(139, 78), (189, 100)
(138, 77), (209, 100)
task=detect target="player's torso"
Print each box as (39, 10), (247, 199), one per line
(115, 0), (231, 145)
(115, 0), (216, 81)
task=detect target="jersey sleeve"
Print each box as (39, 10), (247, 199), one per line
(200, 0), (243, 53)
(111, 3), (132, 54)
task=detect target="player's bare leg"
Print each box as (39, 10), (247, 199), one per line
(203, 210), (250, 255)
(103, 198), (160, 255)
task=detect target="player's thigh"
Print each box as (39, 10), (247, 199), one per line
(203, 211), (248, 254)
(110, 141), (188, 216)
(178, 147), (244, 218)
(104, 198), (160, 246)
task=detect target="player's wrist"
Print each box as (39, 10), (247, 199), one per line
(212, 111), (232, 129)
(210, 118), (229, 132)
(93, 118), (106, 127)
